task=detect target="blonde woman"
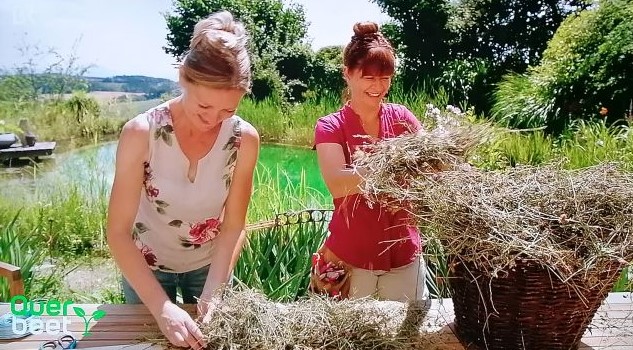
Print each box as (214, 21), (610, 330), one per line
(106, 11), (259, 349)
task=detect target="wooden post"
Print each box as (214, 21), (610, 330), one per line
(0, 261), (25, 299)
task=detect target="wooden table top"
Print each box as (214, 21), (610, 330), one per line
(1, 293), (632, 349)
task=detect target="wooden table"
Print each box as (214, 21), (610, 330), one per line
(1, 293), (632, 349)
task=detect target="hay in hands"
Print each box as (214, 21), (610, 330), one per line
(353, 104), (493, 210)
(198, 289), (449, 350)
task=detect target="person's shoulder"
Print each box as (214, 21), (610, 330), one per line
(233, 115), (259, 149)
(117, 104), (161, 147)
(316, 108), (345, 129)
(121, 113), (150, 138)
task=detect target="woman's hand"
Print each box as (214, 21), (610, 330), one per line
(197, 295), (221, 323)
(155, 301), (206, 349)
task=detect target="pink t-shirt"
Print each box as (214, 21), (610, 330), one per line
(314, 103), (423, 271)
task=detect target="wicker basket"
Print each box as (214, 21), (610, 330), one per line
(448, 257), (623, 350)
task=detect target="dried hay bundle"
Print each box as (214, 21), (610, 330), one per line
(353, 104), (494, 211)
(353, 104), (633, 349)
(354, 106), (633, 286)
(411, 164), (633, 284)
(197, 289), (449, 350)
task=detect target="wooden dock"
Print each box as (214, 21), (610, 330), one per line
(0, 142), (56, 163)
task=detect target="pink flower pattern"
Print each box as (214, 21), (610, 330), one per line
(140, 244), (157, 267)
(181, 217), (221, 247)
(143, 162), (160, 198)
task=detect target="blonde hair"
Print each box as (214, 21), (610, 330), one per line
(181, 11), (251, 91)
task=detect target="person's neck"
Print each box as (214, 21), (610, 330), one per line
(349, 99), (381, 124)
(170, 97), (208, 138)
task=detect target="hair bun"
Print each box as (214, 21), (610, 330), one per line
(353, 22), (379, 37)
(190, 11), (246, 50)
(192, 11), (244, 39)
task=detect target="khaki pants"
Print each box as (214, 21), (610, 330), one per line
(348, 255), (429, 302)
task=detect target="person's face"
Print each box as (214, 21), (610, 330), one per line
(180, 80), (245, 131)
(344, 66), (392, 106)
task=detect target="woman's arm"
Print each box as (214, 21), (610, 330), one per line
(107, 116), (171, 313)
(198, 122), (260, 319)
(106, 116), (204, 349)
(315, 143), (365, 198)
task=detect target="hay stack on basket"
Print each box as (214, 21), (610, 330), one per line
(353, 105), (633, 350)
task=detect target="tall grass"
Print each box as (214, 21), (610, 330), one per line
(0, 211), (44, 301)
(1, 87), (447, 148)
(235, 221), (327, 302)
(0, 95), (125, 146)
(236, 89), (446, 147)
(558, 120), (632, 170)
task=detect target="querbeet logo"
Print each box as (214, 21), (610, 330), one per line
(9, 295), (106, 336)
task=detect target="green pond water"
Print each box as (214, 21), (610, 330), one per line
(0, 142), (328, 200)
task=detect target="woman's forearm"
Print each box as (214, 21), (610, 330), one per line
(200, 228), (243, 301)
(324, 167), (366, 197)
(107, 235), (171, 315)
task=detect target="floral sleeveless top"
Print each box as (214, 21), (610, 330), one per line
(132, 103), (244, 273)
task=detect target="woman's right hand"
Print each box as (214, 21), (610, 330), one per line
(155, 301), (206, 349)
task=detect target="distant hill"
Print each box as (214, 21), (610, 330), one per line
(85, 75), (179, 99)
(0, 73), (179, 101)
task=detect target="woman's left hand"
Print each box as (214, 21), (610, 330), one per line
(197, 295), (221, 323)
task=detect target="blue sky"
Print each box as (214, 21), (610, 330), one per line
(0, 0), (390, 81)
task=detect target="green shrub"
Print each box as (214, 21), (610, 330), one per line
(541, 0), (633, 122)
(492, 73), (556, 129)
(493, 0), (633, 132)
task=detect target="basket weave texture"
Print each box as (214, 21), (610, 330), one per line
(449, 257), (622, 350)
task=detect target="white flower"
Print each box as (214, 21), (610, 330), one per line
(447, 105), (462, 115)
(596, 140), (605, 147)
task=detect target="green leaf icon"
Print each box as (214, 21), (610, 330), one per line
(73, 306), (86, 317)
(92, 310), (106, 320)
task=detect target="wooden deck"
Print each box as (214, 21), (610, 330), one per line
(0, 142), (56, 162)
(1, 292), (632, 349)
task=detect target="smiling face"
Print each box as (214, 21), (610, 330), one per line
(179, 78), (245, 132)
(344, 66), (393, 107)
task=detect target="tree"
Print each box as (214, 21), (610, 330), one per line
(0, 43), (90, 101)
(371, 0), (455, 90)
(493, 0), (633, 131)
(371, 0), (589, 112)
(164, 0), (308, 63)
(454, 0), (591, 74)
(310, 46), (344, 98)
(164, 0), (309, 101)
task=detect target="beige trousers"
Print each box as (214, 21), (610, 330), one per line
(348, 255), (429, 302)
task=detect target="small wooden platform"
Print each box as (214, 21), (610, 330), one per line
(0, 142), (56, 162)
(1, 293), (632, 349)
